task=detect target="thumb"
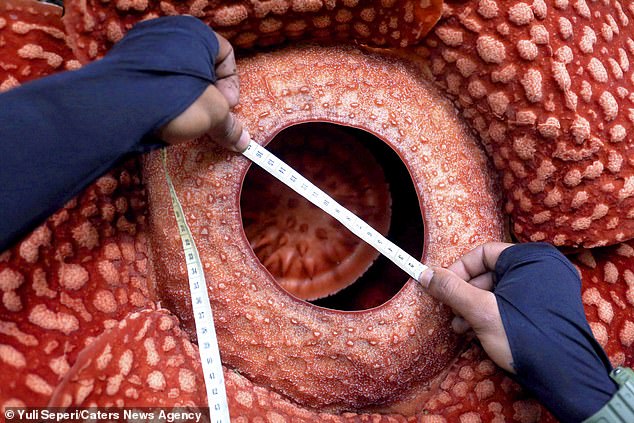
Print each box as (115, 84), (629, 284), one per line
(420, 267), (514, 373)
(208, 112), (250, 152)
(419, 267), (488, 321)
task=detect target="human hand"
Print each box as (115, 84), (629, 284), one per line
(419, 242), (515, 373)
(420, 242), (617, 422)
(157, 32), (249, 152)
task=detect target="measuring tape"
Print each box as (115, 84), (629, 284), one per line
(161, 149), (230, 423)
(242, 141), (428, 281)
(162, 140), (429, 421)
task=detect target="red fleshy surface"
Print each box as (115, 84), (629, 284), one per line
(62, 0), (442, 63)
(0, 0), (79, 90)
(48, 308), (205, 408)
(0, 158), (156, 407)
(571, 240), (634, 369)
(0, 1), (633, 422)
(423, 1), (634, 248)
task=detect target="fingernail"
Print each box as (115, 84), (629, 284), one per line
(237, 129), (250, 152)
(418, 268), (434, 288)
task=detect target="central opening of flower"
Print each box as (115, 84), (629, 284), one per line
(241, 122), (423, 310)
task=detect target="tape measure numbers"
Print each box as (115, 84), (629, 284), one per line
(161, 149), (230, 423)
(242, 141), (429, 281)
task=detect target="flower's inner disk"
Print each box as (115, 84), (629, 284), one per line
(241, 122), (424, 310)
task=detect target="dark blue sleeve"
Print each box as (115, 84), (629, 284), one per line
(494, 243), (617, 423)
(0, 16), (218, 251)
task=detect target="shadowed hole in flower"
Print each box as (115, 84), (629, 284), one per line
(241, 122), (424, 310)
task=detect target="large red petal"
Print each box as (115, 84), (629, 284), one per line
(424, 1), (634, 248)
(0, 0), (79, 90)
(48, 308), (205, 407)
(572, 241), (634, 368)
(0, 161), (156, 409)
(62, 0), (442, 63)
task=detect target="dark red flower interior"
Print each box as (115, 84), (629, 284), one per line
(241, 122), (424, 308)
